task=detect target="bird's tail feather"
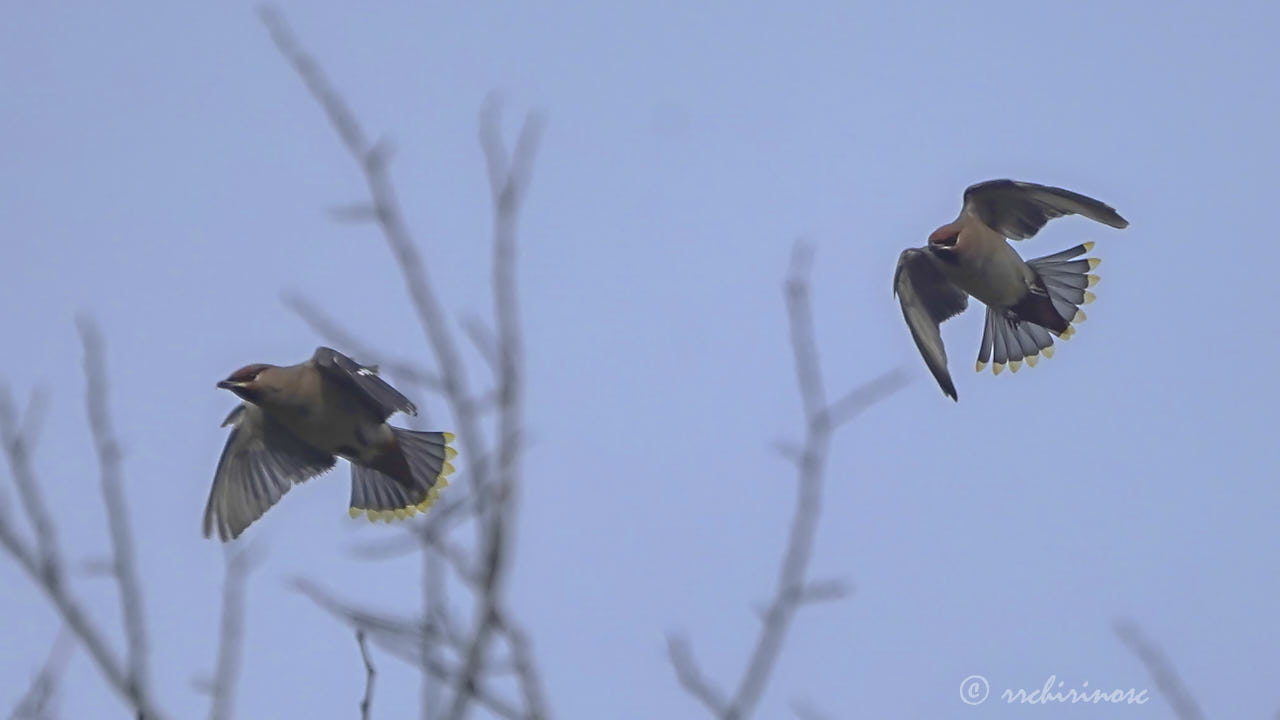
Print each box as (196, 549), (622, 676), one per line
(349, 430), (456, 522)
(976, 242), (1100, 375)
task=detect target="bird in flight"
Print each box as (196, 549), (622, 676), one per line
(203, 346), (456, 541)
(894, 180), (1128, 400)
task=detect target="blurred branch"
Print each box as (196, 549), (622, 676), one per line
(0, 388), (60, 584)
(261, 8), (548, 719)
(444, 99), (544, 720)
(282, 293), (444, 392)
(669, 241), (905, 720)
(259, 5), (488, 489)
(293, 579), (524, 719)
(77, 317), (152, 712)
(1114, 619), (1204, 720)
(667, 635), (729, 716)
(0, 324), (170, 720)
(206, 546), (261, 720)
(790, 699), (834, 720)
(7, 629), (73, 720)
(356, 630), (377, 720)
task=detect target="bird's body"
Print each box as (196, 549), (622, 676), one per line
(249, 363), (391, 466)
(894, 179), (1129, 400)
(932, 220), (1034, 308)
(203, 347), (456, 541)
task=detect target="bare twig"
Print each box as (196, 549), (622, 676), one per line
(77, 317), (152, 712)
(492, 607), (550, 720)
(421, 544), (447, 720)
(443, 100), (544, 720)
(1114, 619), (1205, 720)
(356, 630), (377, 720)
(0, 388), (61, 584)
(293, 579), (523, 719)
(669, 241), (903, 719)
(261, 9), (548, 719)
(0, 328), (170, 720)
(206, 546), (260, 720)
(790, 699), (834, 720)
(7, 629), (73, 720)
(282, 293), (444, 393)
(667, 635), (730, 717)
(259, 5), (487, 488)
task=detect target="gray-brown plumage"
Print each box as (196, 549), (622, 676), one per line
(203, 346), (456, 541)
(894, 180), (1128, 400)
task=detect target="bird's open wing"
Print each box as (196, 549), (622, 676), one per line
(963, 179), (1128, 241)
(311, 346), (417, 419)
(894, 249), (970, 400)
(202, 404), (336, 542)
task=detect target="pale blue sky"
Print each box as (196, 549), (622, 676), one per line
(2, 1), (1278, 718)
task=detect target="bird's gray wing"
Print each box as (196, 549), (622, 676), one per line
(894, 249), (970, 401)
(202, 403), (336, 542)
(963, 179), (1129, 241)
(311, 346), (417, 419)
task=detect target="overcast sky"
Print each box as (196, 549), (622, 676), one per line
(2, 1), (1278, 718)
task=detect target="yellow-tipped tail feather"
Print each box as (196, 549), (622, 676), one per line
(349, 433), (457, 523)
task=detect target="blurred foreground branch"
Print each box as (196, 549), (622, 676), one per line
(7, 629), (73, 720)
(356, 630), (377, 720)
(260, 6), (549, 720)
(668, 242), (908, 719)
(0, 322), (170, 720)
(204, 546), (261, 720)
(1114, 619), (1205, 720)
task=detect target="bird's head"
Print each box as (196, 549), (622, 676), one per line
(217, 363), (274, 403)
(927, 226), (959, 249)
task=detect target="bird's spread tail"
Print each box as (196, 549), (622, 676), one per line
(349, 430), (456, 522)
(976, 242), (1100, 375)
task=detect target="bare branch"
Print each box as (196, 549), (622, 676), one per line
(259, 5), (488, 489)
(784, 242), (826, 421)
(282, 293), (444, 392)
(0, 332), (169, 719)
(329, 203), (380, 224)
(1114, 619), (1205, 720)
(667, 634), (729, 716)
(790, 699), (834, 720)
(261, 10), (548, 719)
(461, 315), (501, 379)
(356, 630), (377, 720)
(292, 579), (523, 720)
(421, 545), (447, 720)
(0, 387), (61, 583)
(826, 367), (911, 428)
(670, 241), (902, 720)
(492, 607), (550, 720)
(444, 102), (544, 720)
(206, 546), (260, 720)
(77, 317), (152, 711)
(7, 629), (73, 720)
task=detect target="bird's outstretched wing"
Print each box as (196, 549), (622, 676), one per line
(963, 179), (1128, 241)
(894, 249), (970, 400)
(203, 404), (336, 542)
(311, 346), (417, 419)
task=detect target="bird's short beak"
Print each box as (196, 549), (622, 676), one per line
(217, 379), (243, 390)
